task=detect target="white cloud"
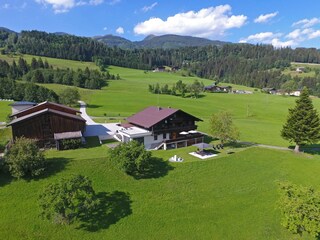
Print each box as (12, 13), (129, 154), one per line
(103, 27), (107, 31)
(308, 30), (320, 39)
(134, 5), (247, 38)
(240, 32), (279, 43)
(142, 2), (157, 12)
(271, 38), (296, 48)
(240, 32), (296, 48)
(116, 27), (124, 34)
(254, 12), (278, 23)
(293, 18), (320, 28)
(35, 0), (104, 13)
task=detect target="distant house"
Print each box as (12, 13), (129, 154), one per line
(171, 66), (180, 72)
(114, 106), (203, 150)
(232, 90), (253, 94)
(296, 67), (305, 73)
(8, 101), (86, 148)
(289, 90), (301, 97)
(204, 85), (232, 93)
(153, 66), (166, 72)
(262, 88), (277, 95)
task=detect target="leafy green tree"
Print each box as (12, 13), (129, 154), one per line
(109, 140), (151, 176)
(5, 137), (45, 178)
(59, 88), (80, 106)
(281, 87), (320, 152)
(209, 111), (239, 144)
(39, 175), (98, 225)
(189, 80), (204, 98)
(278, 182), (320, 238)
(281, 80), (297, 94)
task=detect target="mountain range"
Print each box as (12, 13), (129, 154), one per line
(94, 34), (228, 49)
(0, 26), (228, 49)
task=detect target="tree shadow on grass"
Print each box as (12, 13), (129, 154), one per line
(87, 104), (103, 109)
(297, 144), (320, 155)
(133, 157), (174, 180)
(31, 157), (69, 181)
(224, 141), (255, 149)
(78, 191), (132, 232)
(0, 168), (12, 187)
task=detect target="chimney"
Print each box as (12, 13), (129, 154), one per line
(158, 106), (162, 111)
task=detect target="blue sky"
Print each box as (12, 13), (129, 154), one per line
(1, 0), (320, 48)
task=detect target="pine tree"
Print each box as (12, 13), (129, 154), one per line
(281, 87), (320, 152)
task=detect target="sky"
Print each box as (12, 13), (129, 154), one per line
(1, 0), (320, 48)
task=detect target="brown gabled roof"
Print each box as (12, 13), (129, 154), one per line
(11, 101), (81, 118)
(7, 108), (86, 126)
(127, 106), (202, 129)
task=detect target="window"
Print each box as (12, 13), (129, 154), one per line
(154, 135), (158, 141)
(163, 133), (166, 139)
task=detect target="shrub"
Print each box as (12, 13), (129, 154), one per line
(60, 138), (82, 150)
(278, 182), (320, 238)
(5, 137), (45, 178)
(109, 140), (151, 176)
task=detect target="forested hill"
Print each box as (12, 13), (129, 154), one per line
(94, 34), (227, 49)
(2, 29), (320, 95)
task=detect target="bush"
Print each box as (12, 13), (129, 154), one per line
(278, 182), (320, 238)
(5, 137), (45, 178)
(109, 140), (151, 176)
(39, 175), (98, 225)
(60, 138), (82, 150)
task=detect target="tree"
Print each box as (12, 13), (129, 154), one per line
(209, 111), (239, 144)
(189, 80), (204, 98)
(278, 182), (320, 238)
(281, 87), (320, 152)
(109, 140), (151, 176)
(59, 88), (80, 105)
(39, 175), (98, 225)
(5, 137), (45, 178)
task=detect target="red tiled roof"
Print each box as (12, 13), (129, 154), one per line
(127, 107), (178, 129)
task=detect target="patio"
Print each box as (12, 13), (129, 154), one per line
(189, 142), (218, 159)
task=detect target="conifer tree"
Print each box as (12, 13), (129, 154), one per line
(281, 87), (320, 152)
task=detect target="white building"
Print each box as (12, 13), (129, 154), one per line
(114, 106), (204, 150)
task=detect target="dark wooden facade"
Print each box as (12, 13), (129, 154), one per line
(150, 110), (199, 138)
(9, 106), (85, 147)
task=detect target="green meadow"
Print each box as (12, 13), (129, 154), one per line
(2, 55), (320, 239)
(0, 140), (319, 240)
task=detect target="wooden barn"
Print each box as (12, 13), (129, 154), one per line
(8, 101), (86, 148)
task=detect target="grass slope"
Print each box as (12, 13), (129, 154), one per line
(0, 143), (318, 239)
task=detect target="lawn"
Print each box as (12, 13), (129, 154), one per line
(0, 53), (99, 70)
(0, 101), (12, 122)
(83, 65), (320, 147)
(0, 141), (318, 239)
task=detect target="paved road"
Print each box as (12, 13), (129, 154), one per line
(78, 101), (120, 140)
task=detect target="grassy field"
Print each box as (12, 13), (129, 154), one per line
(0, 53), (99, 70)
(82, 65), (319, 147)
(282, 62), (320, 78)
(0, 101), (12, 122)
(2, 57), (320, 146)
(0, 138), (319, 239)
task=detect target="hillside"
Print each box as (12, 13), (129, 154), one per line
(94, 34), (228, 49)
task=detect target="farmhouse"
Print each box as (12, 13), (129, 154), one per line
(204, 85), (232, 93)
(8, 101), (86, 148)
(262, 88), (277, 94)
(114, 106), (203, 150)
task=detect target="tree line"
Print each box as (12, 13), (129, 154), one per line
(0, 56), (118, 90)
(148, 80), (204, 98)
(3, 30), (320, 92)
